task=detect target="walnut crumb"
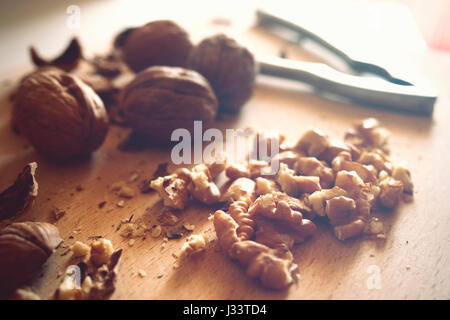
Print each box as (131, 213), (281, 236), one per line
(71, 241), (90, 258)
(129, 173), (139, 182)
(138, 269), (147, 278)
(52, 208), (66, 221)
(151, 225), (162, 238)
(183, 222), (195, 231)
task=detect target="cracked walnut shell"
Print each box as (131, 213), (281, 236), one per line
(120, 66), (218, 144)
(13, 68), (109, 160)
(0, 162), (38, 221)
(0, 222), (61, 296)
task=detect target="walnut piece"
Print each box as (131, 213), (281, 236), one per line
(345, 118), (390, 153)
(0, 162), (38, 221)
(295, 157), (334, 188)
(13, 68), (109, 160)
(294, 129), (330, 157)
(213, 192), (315, 289)
(225, 160), (273, 181)
(180, 234), (208, 258)
(90, 238), (114, 267)
(150, 172), (190, 209)
(0, 222), (61, 297)
(213, 209), (297, 290)
(308, 186), (347, 216)
(71, 241), (90, 258)
(392, 165), (414, 194)
(379, 178), (404, 208)
(58, 249), (122, 300)
(220, 177), (256, 205)
(188, 164), (221, 205)
(255, 177), (279, 196)
(276, 163), (321, 196)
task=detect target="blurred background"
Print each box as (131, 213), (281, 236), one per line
(0, 0), (449, 76)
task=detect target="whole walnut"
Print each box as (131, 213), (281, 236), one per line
(188, 34), (256, 113)
(0, 222), (61, 297)
(123, 20), (193, 72)
(120, 66), (218, 144)
(13, 68), (109, 160)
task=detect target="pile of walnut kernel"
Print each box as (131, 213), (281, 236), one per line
(150, 118), (414, 290)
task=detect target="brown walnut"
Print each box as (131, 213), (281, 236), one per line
(188, 34), (256, 113)
(120, 66), (218, 144)
(123, 20), (193, 72)
(13, 68), (109, 160)
(0, 222), (61, 297)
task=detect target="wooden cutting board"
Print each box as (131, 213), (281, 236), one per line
(0, 1), (449, 300)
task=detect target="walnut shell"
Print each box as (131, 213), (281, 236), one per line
(123, 20), (193, 72)
(13, 68), (109, 160)
(0, 222), (61, 296)
(0, 162), (38, 221)
(29, 37), (82, 72)
(188, 34), (256, 113)
(120, 66), (218, 144)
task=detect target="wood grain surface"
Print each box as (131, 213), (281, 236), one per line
(0, 0), (449, 300)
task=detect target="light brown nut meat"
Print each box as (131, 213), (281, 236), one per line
(336, 160), (378, 184)
(271, 150), (304, 169)
(318, 139), (352, 163)
(345, 118), (390, 153)
(307, 186), (348, 216)
(254, 218), (294, 250)
(249, 194), (316, 240)
(180, 234), (208, 258)
(220, 177), (256, 205)
(188, 165), (221, 205)
(392, 165), (414, 194)
(379, 178), (403, 208)
(150, 173), (190, 209)
(277, 163), (321, 196)
(333, 219), (366, 241)
(255, 177), (279, 196)
(272, 192), (314, 220)
(325, 196), (356, 225)
(334, 170), (364, 198)
(231, 240), (297, 290)
(358, 150), (393, 174)
(213, 210), (240, 256)
(225, 163), (250, 180)
(363, 217), (384, 236)
(295, 157), (335, 188)
(90, 238), (115, 267)
(225, 160), (273, 181)
(227, 201), (255, 241)
(295, 129), (330, 157)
